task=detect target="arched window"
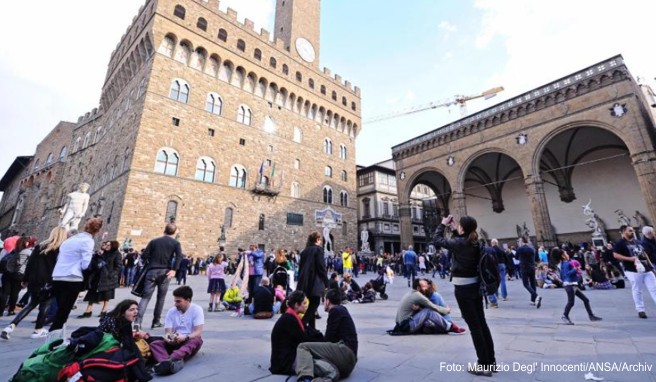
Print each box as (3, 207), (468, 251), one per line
(325, 165), (332, 177)
(169, 79), (190, 103)
(33, 158), (40, 172)
(59, 146), (67, 161)
(174, 41), (191, 64)
(195, 157), (215, 182)
(341, 170), (347, 181)
(196, 17), (207, 31)
(339, 144), (347, 160)
(294, 158), (300, 169)
(94, 126), (103, 144)
(159, 35), (175, 57)
(331, 91), (337, 101)
(295, 71), (302, 82)
(224, 207), (233, 227)
(73, 137), (81, 152)
(269, 57), (277, 68)
(293, 127), (302, 143)
(155, 148), (179, 176)
(205, 93), (223, 115)
(259, 213), (265, 230)
(166, 200), (178, 223)
(342, 96), (347, 106)
(323, 138), (332, 154)
(340, 191), (348, 207)
(218, 28), (227, 42)
(237, 39), (246, 52)
(254, 49), (262, 61)
(323, 186), (333, 204)
(291, 182), (300, 198)
(190, 48), (206, 71)
(282, 64), (289, 75)
(83, 132), (91, 149)
(173, 5), (185, 19)
(45, 153), (54, 166)
(351, 101), (357, 111)
(308, 78), (315, 89)
(237, 105), (252, 125)
(229, 165), (247, 188)
(320, 85), (326, 95)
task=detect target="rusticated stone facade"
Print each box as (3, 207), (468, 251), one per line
(1, 0), (361, 257)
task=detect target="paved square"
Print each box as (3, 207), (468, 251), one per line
(1, 273), (655, 382)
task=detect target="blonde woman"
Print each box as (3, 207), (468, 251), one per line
(1, 227), (67, 340)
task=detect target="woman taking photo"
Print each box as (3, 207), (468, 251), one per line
(295, 232), (328, 329)
(433, 215), (496, 377)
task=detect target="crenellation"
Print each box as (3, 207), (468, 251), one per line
(323, 67), (331, 77)
(354, 86), (361, 97)
(334, 74), (342, 85)
(226, 7), (238, 20)
(260, 28), (270, 41)
(243, 18), (255, 31)
(274, 37), (286, 50)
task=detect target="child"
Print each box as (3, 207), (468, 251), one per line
(207, 253), (228, 312)
(551, 247), (602, 325)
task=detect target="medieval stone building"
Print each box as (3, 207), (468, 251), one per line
(0, 0), (361, 256)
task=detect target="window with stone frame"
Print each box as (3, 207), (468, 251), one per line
(218, 28), (228, 42)
(224, 207), (233, 227)
(195, 157), (215, 183)
(340, 191), (348, 207)
(197, 17), (207, 31)
(169, 79), (190, 103)
(237, 105), (252, 125)
(155, 149), (179, 176)
(323, 186), (333, 204)
(229, 165), (247, 188)
(166, 200), (178, 223)
(205, 92), (223, 115)
(173, 5), (185, 19)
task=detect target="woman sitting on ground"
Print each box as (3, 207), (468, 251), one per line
(340, 273), (362, 302)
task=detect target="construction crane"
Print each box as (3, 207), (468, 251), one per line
(365, 86), (504, 124)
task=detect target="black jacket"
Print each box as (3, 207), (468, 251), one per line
(142, 235), (183, 271)
(325, 305), (358, 358)
(97, 249), (122, 292)
(296, 244), (328, 297)
(23, 244), (59, 287)
(432, 224), (480, 278)
(270, 313), (310, 375)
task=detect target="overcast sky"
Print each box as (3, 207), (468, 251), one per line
(1, 0), (655, 180)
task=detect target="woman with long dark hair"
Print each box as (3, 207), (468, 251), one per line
(433, 215), (496, 377)
(79, 240), (122, 317)
(296, 232), (328, 329)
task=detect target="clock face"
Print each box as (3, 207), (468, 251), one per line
(295, 37), (316, 63)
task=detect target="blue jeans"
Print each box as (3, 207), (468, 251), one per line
(429, 292), (452, 322)
(404, 265), (416, 285)
(489, 264), (508, 304)
(126, 267), (137, 286)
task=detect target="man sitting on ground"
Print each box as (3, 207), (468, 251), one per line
(249, 277), (281, 318)
(150, 286), (204, 376)
(296, 289), (358, 382)
(394, 278), (465, 334)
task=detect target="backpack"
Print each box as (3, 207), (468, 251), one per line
(0, 250), (20, 274)
(10, 332), (119, 382)
(478, 246), (500, 304)
(57, 347), (143, 382)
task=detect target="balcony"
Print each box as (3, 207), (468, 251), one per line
(251, 182), (280, 197)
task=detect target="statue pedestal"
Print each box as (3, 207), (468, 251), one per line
(591, 232), (607, 249)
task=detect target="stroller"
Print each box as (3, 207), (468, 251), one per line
(368, 268), (389, 300)
(271, 265), (292, 295)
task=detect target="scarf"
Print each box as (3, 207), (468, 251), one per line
(286, 307), (305, 332)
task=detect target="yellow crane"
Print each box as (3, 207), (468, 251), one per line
(365, 86), (504, 124)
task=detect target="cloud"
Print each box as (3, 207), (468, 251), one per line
(473, 0), (656, 104)
(438, 21), (457, 33)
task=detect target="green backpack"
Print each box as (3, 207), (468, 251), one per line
(9, 333), (120, 382)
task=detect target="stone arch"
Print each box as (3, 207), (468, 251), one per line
(206, 54), (220, 77)
(244, 71), (257, 93)
(218, 60), (234, 83)
(232, 66), (246, 88)
(457, 147), (525, 191)
(403, 167), (453, 221)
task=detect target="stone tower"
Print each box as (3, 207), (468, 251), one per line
(274, 0), (321, 66)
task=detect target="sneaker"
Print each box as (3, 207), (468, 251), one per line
(502, 297), (508, 301)
(561, 316), (574, 325)
(535, 296), (542, 309)
(31, 329), (49, 339)
(489, 303), (498, 308)
(1, 324), (15, 340)
(589, 315), (602, 321)
(638, 311), (647, 319)
(449, 322), (467, 334)
(153, 360), (172, 376)
(6, 311), (15, 316)
(467, 363), (493, 377)
(151, 322), (164, 329)
(208, 304), (214, 312)
(170, 358), (184, 374)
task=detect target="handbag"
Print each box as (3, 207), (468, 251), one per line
(135, 338), (152, 359)
(131, 268), (149, 298)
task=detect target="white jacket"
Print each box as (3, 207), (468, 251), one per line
(52, 232), (95, 282)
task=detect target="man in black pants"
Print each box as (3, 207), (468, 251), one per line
(516, 237), (541, 308)
(137, 223), (184, 328)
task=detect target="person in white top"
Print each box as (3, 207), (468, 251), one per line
(49, 218), (103, 335)
(150, 286), (204, 376)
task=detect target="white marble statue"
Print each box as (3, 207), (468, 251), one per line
(361, 228), (370, 252)
(323, 226), (333, 254)
(59, 183), (90, 231)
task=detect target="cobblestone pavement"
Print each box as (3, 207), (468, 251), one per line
(1, 272), (655, 382)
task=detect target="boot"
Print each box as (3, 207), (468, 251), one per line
(208, 303), (214, 312)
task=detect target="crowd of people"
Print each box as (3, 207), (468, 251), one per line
(0, 215), (655, 381)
